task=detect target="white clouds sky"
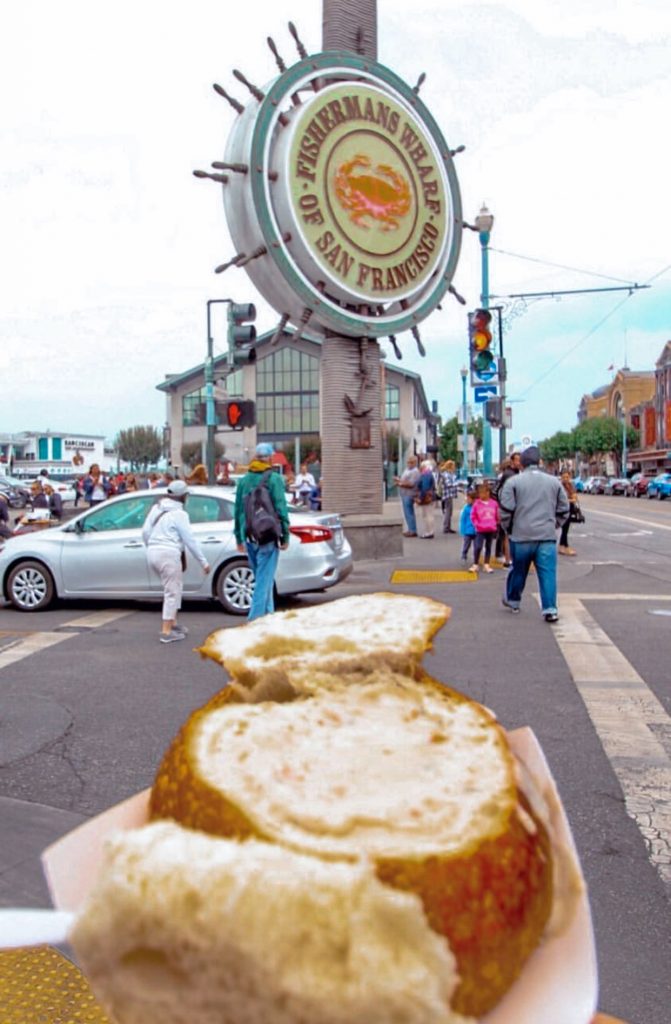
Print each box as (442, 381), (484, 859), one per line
(1, 0), (669, 443)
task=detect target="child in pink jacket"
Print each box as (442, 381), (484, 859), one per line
(469, 482), (500, 574)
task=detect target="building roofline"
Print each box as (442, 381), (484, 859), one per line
(156, 326), (431, 412)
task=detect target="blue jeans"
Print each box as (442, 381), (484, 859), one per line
(506, 540), (558, 615)
(401, 493), (417, 533)
(245, 541), (279, 620)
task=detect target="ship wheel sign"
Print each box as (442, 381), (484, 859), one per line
(205, 44), (462, 342)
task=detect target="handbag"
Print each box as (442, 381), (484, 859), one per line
(569, 503), (585, 524)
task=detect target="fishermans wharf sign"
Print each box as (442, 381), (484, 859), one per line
(222, 52), (461, 339)
(287, 82), (448, 302)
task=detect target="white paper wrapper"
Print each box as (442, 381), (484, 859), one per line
(42, 728), (598, 1024)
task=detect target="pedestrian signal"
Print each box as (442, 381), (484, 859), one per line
(218, 399), (256, 429)
(468, 308), (498, 386)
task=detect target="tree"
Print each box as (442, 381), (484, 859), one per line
(573, 417), (637, 461)
(114, 425), (163, 470)
(438, 415), (483, 469)
(539, 429), (577, 467)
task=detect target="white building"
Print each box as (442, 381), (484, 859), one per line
(0, 431), (114, 478)
(157, 327), (440, 476)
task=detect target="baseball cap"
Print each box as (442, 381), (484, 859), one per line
(167, 480), (189, 497)
(255, 442), (274, 458)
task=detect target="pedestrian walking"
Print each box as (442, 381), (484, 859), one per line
(393, 454), (420, 537)
(438, 459), (459, 533)
(558, 471), (578, 556)
(458, 489), (477, 565)
(142, 479), (211, 643)
(499, 445), (570, 622)
(469, 482), (500, 573)
(234, 442), (290, 621)
(415, 460), (437, 538)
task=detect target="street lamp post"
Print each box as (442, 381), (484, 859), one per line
(475, 204), (494, 475)
(460, 366), (469, 479)
(622, 406), (628, 477)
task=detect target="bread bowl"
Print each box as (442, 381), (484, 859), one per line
(148, 671), (554, 1018)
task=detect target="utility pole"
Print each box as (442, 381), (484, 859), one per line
(475, 205), (494, 474)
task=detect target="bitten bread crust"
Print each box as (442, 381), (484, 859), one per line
(149, 672), (553, 1017)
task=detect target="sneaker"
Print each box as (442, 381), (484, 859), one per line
(502, 599), (520, 614)
(503, 561), (512, 568)
(468, 564), (478, 574)
(483, 565), (494, 574)
(544, 612), (559, 623)
(159, 630), (186, 644)
(403, 531), (418, 537)
(173, 624), (189, 636)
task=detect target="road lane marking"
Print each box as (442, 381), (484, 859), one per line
(587, 507), (671, 532)
(552, 595), (671, 886)
(0, 610), (132, 673)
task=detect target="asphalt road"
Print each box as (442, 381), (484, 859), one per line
(1, 492), (670, 1023)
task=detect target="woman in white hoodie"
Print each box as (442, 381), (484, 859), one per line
(142, 480), (210, 644)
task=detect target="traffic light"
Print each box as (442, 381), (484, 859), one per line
(468, 308), (498, 386)
(227, 302), (257, 365)
(217, 399), (256, 430)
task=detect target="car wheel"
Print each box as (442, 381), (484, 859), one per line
(215, 558), (255, 615)
(659, 491), (666, 500)
(7, 560), (55, 611)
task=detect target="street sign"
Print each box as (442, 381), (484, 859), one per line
(474, 385), (498, 403)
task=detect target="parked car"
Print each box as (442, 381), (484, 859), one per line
(604, 477), (631, 496)
(572, 477), (585, 493)
(628, 472), (653, 498)
(585, 476), (608, 494)
(646, 472), (671, 500)
(0, 486), (353, 614)
(0, 475), (31, 508)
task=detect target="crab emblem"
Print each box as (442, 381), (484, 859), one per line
(334, 155), (411, 231)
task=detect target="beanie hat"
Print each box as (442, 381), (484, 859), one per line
(255, 442), (274, 458)
(520, 445), (540, 468)
(167, 480), (188, 497)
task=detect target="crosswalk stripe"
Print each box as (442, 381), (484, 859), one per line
(0, 610), (131, 673)
(551, 595), (671, 887)
(587, 507), (671, 532)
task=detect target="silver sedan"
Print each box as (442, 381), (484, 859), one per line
(0, 486), (353, 615)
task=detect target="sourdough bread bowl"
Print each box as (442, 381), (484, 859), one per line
(148, 670), (554, 1018)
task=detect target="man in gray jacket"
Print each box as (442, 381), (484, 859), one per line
(499, 445), (569, 622)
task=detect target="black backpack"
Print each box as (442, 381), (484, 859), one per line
(244, 469), (283, 545)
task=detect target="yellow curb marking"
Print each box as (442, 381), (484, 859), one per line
(390, 570), (477, 583)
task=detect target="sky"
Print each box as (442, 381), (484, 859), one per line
(1, 0), (670, 446)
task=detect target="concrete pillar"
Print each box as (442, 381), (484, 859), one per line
(320, 335), (384, 516)
(322, 0), (377, 59)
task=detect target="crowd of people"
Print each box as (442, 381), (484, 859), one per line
(394, 444), (579, 624)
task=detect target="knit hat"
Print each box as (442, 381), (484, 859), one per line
(255, 442), (274, 458)
(520, 445), (540, 468)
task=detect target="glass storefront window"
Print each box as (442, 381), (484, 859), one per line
(256, 350), (319, 435)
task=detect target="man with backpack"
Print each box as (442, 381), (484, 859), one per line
(234, 442), (290, 620)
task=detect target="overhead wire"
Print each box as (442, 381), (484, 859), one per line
(488, 247), (638, 286)
(509, 261), (670, 401)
